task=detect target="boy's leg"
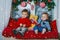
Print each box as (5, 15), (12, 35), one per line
(19, 27), (28, 36)
(42, 28), (46, 34)
(35, 30), (38, 34)
(38, 27), (46, 34)
(33, 26), (38, 34)
(16, 27), (22, 31)
(13, 27), (21, 35)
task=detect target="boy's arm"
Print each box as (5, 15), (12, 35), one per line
(31, 18), (41, 25)
(45, 22), (51, 31)
(37, 18), (41, 24)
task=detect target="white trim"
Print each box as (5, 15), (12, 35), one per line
(53, 0), (58, 20)
(57, 0), (60, 33)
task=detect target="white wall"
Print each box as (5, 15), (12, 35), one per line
(0, 0), (12, 40)
(51, 0), (60, 33)
(0, 0), (12, 32)
(53, 0), (58, 20)
(57, 0), (60, 33)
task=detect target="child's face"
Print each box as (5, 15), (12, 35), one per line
(41, 14), (48, 21)
(22, 12), (28, 18)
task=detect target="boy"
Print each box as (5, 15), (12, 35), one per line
(13, 9), (31, 36)
(34, 12), (51, 34)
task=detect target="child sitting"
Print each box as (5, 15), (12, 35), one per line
(34, 12), (51, 34)
(13, 9), (31, 36)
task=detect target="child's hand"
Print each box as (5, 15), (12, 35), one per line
(28, 27), (33, 31)
(31, 18), (38, 24)
(37, 24), (41, 26)
(31, 18), (35, 21)
(20, 23), (23, 26)
(23, 24), (26, 27)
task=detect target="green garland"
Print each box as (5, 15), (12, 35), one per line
(12, 0), (55, 11)
(41, 0), (55, 10)
(34, 0), (55, 10)
(12, 0), (27, 11)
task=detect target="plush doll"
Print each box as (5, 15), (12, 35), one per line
(29, 14), (38, 30)
(34, 12), (51, 34)
(13, 9), (31, 36)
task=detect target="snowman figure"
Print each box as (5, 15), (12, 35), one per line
(36, 2), (52, 19)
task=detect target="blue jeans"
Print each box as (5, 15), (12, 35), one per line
(34, 25), (46, 32)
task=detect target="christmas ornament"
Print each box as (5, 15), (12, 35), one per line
(48, 0), (51, 2)
(13, 0), (16, 3)
(40, 2), (46, 8)
(21, 2), (27, 7)
(40, 0), (55, 10)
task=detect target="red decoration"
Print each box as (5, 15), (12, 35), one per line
(13, 0), (16, 3)
(40, 2), (46, 8)
(21, 2), (27, 7)
(48, 0), (51, 2)
(2, 18), (58, 39)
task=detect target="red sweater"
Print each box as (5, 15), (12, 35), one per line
(17, 18), (31, 28)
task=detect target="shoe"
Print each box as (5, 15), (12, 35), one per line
(13, 30), (18, 35)
(19, 31), (24, 36)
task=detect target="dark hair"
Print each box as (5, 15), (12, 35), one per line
(42, 12), (51, 22)
(22, 9), (30, 18)
(42, 12), (49, 17)
(42, 12), (49, 16)
(22, 9), (29, 14)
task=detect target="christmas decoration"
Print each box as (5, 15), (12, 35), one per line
(13, 0), (16, 3)
(40, 2), (46, 8)
(12, 0), (27, 10)
(2, 18), (58, 38)
(21, 1), (26, 7)
(41, 0), (55, 10)
(48, 0), (51, 2)
(2, 0), (58, 39)
(12, 0), (55, 11)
